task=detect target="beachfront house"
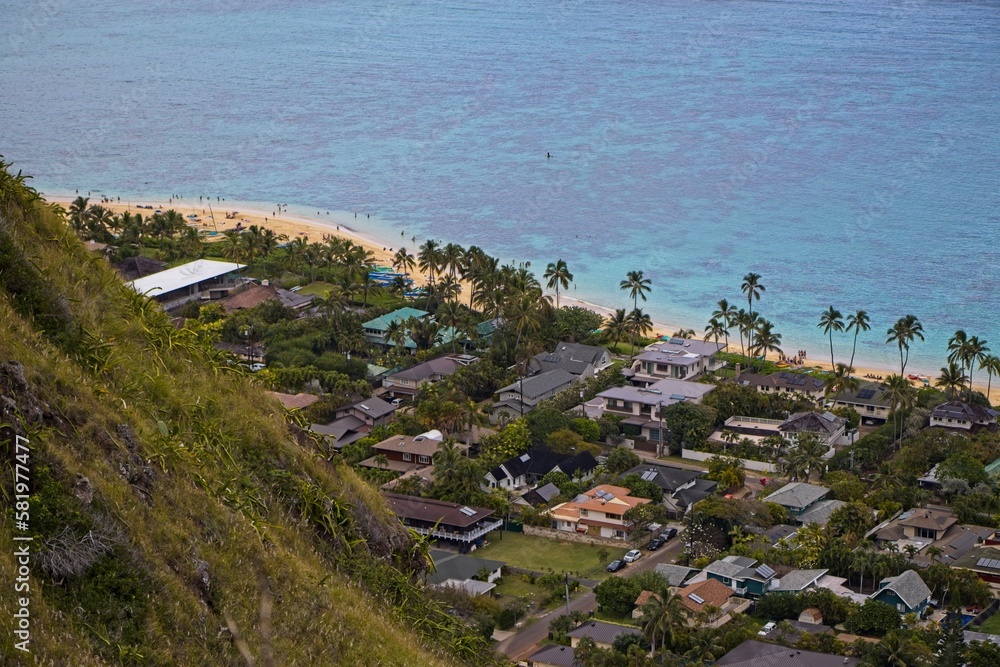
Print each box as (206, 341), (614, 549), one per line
(869, 570), (932, 616)
(548, 484), (650, 540)
(594, 377), (716, 451)
(491, 369), (579, 422)
(830, 382), (892, 424)
(929, 401), (999, 433)
(362, 307), (430, 348)
(127, 259), (246, 310)
(734, 371), (826, 402)
(629, 337), (726, 385)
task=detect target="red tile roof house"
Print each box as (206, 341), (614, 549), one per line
(675, 578), (750, 628)
(548, 484), (650, 540)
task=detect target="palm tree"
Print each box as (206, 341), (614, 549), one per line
(441, 242), (465, 281)
(604, 308), (629, 350)
(817, 306), (844, 370)
(640, 588), (686, 654)
(824, 363), (860, 401)
(935, 362), (968, 399)
(704, 318), (727, 354)
(884, 373), (916, 445)
(418, 239), (443, 304)
(373, 453), (388, 470)
(223, 231), (246, 262)
(383, 320), (407, 351)
(627, 309), (653, 344)
(436, 301), (465, 352)
(712, 299), (736, 354)
(983, 355), (1000, 402)
(740, 272), (765, 361)
(393, 247), (416, 276)
(543, 259), (573, 308)
(752, 318), (782, 361)
(684, 632), (725, 664)
(68, 196), (89, 232)
(967, 336), (990, 400)
(886, 315), (924, 376)
(733, 308), (749, 358)
(619, 270), (652, 355)
(845, 310), (870, 377)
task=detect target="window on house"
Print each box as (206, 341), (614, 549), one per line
(580, 509), (588, 517)
(402, 453), (412, 461)
(615, 530), (624, 538)
(915, 527), (937, 539)
(418, 455), (430, 464)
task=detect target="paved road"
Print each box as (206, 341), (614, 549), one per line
(495, 537), (686, 662)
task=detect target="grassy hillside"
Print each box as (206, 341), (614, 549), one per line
(0, 164), (504, 666)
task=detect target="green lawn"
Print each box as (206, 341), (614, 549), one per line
(593, 609), (641, 628)
(976, 612), (1000, 635)
(295, 281), (337, 297)
(476, 533), (627, 580)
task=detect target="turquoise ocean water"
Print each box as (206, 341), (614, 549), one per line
(2, 0), (997, 373)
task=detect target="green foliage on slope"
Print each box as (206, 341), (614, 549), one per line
(0, 162), (505, 666)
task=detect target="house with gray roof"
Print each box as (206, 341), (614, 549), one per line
(427, 549), (504, 592)
(930, 401), (999, 433)
(654, 563), (700, 587)
(870, 569), (932, 616)
(619, 463), (718, 518)
(383, 354), (479, 397)
(762, 524), (799, 545)
(491, 369), (580, 421)
(521, 482), (561, 507)
(527, 644), (576, 667)
(567, 620), (641, 650)
(770, 569), (829, 593)
(704, 555), (776, 598)
(595, 377), (716, 446)
(763, 482), (830, 517)
(630, 337), (726, 384)
(716, 640), (859, 667)
(531, 341), (613, 378)
(735, 371), (826, 401)
(831, 382), (892, 424)
(780, 411), (851, 446)
(797, 499), (846, 527)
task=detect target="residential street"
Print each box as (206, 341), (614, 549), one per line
(495, 536), (686, 662)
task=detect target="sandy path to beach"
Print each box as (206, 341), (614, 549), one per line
(52, 196), (997, 404)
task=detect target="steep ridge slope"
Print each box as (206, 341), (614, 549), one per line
(0, 164), (502, 665)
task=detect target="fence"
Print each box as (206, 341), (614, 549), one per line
(681, 448), (778, 473)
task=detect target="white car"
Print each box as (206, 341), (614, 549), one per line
(758, 622), (776, 636)
(623, 549), (641, 563)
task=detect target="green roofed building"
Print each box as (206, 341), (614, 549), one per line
(362, 307), (430, 347)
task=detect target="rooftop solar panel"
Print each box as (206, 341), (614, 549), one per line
(688, 593), (705, 604)
(756, 565), (776, 578)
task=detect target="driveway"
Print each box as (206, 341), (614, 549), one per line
(495, 536), (686, 662)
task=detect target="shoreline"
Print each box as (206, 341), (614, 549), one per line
(48, 192), (998, 404)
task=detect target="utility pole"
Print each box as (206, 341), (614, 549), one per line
(565, 572), (571, 616)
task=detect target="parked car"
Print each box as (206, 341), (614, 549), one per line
(662, 527), (678, 540)
(623, 549), (642, 563)
(606, 559), (626, 573)
(249, 363), (266, 372)
(647, 536), (666, 551)
(758, 622), (776, 636)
